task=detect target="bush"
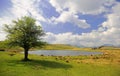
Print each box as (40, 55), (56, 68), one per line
(0, 49), (5, 51)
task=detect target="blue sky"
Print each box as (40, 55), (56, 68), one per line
(0, 0), (11, 16)
(39, 0), (105, 34)
(0, 0), (120, 47)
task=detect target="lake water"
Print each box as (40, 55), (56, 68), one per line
(28, 50), (103, 56)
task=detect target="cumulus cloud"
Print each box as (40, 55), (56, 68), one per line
(0, 0), (46, 25)
(0, 0), (46, 40)
(51, 11), (90, 28)
(44, 32), (103, 47)
(11, 0), (46, 22)
(49, 0), (116, 29)
(0, 0), (120, 47)
(44, 2), (120, 47)
(50, 0), (115, 14)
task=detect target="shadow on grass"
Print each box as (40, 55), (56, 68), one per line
(31, 60), (72, 68)
(8, 59), (72, 69)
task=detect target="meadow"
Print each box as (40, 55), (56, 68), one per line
(0, 44), (120, 76)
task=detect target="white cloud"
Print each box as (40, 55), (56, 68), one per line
(0, 16), (13, 40)
(10, 0), (46, 22)
(44, 32), (103, 47)
(0, 0), (120, 47)
(49, 0), (116, 29)
(0, 33), (7, 41)
(49, 0), (115, 14)
(0, 0), (46, 41)
(51, 11), (90, 28)
(0, 0), (46, 28)
(44, 2), (120, 47)
(44, 27), (120, 47)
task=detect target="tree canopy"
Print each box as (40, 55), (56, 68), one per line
(4, 16), (45, 61)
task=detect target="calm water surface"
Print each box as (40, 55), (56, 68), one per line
(28, 50), (103, 56)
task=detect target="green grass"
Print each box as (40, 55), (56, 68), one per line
(0, 43), (91, 52)
(0, 51), (120, 76)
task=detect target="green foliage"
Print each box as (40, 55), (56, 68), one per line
(4, 16), (46, 60)
(0, 40), (9, 49)
(4, 16), (45, 49)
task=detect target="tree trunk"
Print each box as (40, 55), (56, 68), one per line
(23, 48), (29, 61)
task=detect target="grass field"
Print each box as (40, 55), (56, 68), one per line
(0, 45), (120, 76)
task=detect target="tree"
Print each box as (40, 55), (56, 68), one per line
(4, 16), (45, 61)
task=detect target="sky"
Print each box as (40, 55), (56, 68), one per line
(0, 0), (120, 47)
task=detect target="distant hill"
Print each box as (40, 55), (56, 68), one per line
(33, 44), (120, 51)
(35, 44), (91, 51)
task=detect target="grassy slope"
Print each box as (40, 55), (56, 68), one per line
(0, 48), (120, 76)
(0, 43), (91, 52)
(33, 44), (91, 51)
(2, 43), (120, 52)
(0, 44), (120, 76)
